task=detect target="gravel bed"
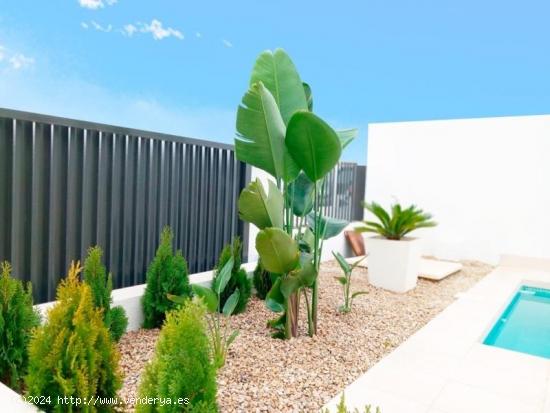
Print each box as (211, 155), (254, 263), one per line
(117, 260), (492, 412)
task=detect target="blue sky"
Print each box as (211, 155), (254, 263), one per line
(0, 1), (549, 163)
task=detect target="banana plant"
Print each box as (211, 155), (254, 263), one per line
(332, 251), (368, 313)
(235, 48), (357, 338)
(168, 256), (239, 368)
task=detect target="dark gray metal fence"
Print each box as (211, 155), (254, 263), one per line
(321, 162), (366, 221)
(0, 108), (249, 303)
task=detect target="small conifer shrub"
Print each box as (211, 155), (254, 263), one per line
(83, 246), (128, 341)
(211, 237), (251, 314)
(25, 261), (122, 412)
(252, 260), (273, 300)
(0, 261), (40, 391)
(137, 299), (218, 413)
(142, 226), (192, 328)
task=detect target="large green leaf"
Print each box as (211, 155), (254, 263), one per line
(189, 285), (218, 313)
(249, 49), (308, 125)
(286, 111), (342, 181)
(212, 256), (234, 295)
(265, 278), (285, 313)
(307, 213), (348, 240)
(336, 128), (358, 149)
(256, 228), (300, 274)
(280, 253), (316, 297)
(287, 172), (314, 217)
(236, 82), (287, 180)
(222, 288), (240, 316)
(238, 178), (283, 229)
(332, 250), (351, 274)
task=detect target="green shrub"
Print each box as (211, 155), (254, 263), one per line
(142, 226), (192, 329)
(252, 260), (273, 300)
(136, 298), (217, 413)
(83, 246), (128, 341)
(25, 261), (121, 412)
(0, 261), (40, 391)
(211, 237), (251, 314)
(356, 202), (437, 240)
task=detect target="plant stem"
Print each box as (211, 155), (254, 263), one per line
(311, 181), (319, 336)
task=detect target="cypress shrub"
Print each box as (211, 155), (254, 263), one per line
(211, 237), (251, 314)
(136, 299), (217, 413)
(25, 261), (122, 412)
(142, 226), (191, 329)
(83, 246), (128, 341)
(252, 260), (273, 300)
(0, 261), (40, 391)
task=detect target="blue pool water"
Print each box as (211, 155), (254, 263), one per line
(484, 285), (550, 359)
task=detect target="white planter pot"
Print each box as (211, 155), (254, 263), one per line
(365, 236), (421, 293)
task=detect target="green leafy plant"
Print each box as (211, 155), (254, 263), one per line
(169, 256), (240, 369)
(235, 48), (357, 338)
(25, 261), (121, 412)
(211, 237), (251, 314)
(252, 260), (273, 300)
(332, 252), (368, 313)
(83, 246), (128, 341)
(137, 299), (217, 413)
(356, 202), (437, 240)
(142, 226), (192, 329)
(0, 261), (40, 391)
(321, 393), (381, 413)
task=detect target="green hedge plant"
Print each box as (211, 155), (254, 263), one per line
(142, 226), (192, 328)
(83, 246), (128, 341)
(137, 298), (217, 413)
(25, 261), (122, 412)
(252, 260), (273, 300)
(211, 237), (251, 314)
(356, 202), (437, 240)
(0, 261), (40, 391)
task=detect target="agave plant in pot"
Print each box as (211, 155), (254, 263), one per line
(356, 202), (437, 293)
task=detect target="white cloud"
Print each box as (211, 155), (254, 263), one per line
(9, 53), (34, 70)
(195, 32), (202, 38)
(78, 0), (117, 9)
(90, 20), (112, 32)
(0, 45), (5, 62)
(222, 39), (233, 48)
(78, 0), (104, 9)
(81, 22), (89, 29)
(139, 19), (183, 40)
(122, 24), (137, 37)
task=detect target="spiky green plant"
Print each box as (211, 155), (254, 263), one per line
(0, 261), (40, 391)
(356, 202), (437, 240)
(25, 261), (122, 412)
(83, 246), (128, 341)
(211, 237), (251, 314)
(137, 299), (217, 413)
(142, 226), (192, 329)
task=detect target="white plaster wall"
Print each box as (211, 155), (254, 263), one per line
(366, 115), (550, 264)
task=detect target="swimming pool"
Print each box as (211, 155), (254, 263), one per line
(484, 285), (550, 359)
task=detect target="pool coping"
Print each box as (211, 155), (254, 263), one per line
(322, 254), (550, 413)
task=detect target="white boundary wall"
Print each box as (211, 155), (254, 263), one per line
(366, 115), (550, 264)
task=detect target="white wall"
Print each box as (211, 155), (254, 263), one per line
(366, 115), (550, 264)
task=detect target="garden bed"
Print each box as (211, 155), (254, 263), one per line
(117, 259), (493, 412)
